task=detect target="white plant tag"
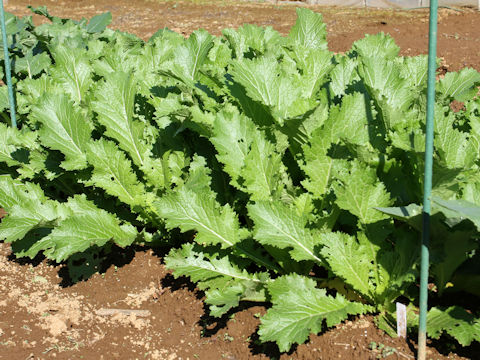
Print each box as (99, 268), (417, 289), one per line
(396, 302), (407, 338)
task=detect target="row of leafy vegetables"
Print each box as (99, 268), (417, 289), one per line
(1, 6), (480, 352)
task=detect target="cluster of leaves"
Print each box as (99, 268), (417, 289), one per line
(1, 7), (480, 352)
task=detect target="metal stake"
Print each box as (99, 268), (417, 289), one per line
(0, 0), (17, 128)
(418, 0), (438, 359)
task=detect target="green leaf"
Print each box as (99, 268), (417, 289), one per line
(437, 68), (480, 102)
(28, 6), (54, 21)
(375, 204), (422, 225)
(320, 232), (373, 301)
(461, 181), (480, 206)
(400, 55), (428, 89)
(32, 195), (138, 262)
(92, 71), (150, 167)
(210, 109), (260, 190)
(430, 231), (477, 294)
(210, 108), (255, 189)
(16, 75), (61, 115)
(373, 230), (418, 303)
(167, 29), (214, 85)
(165, 243), (268, 316)
(242, 132), (284, 201)
(281, 98), (329, 156)
(0, 123), (46, 180)
(325, 92), (371, 146)
(222, 24), (282, 59)
(329, 55), (359, 98)
(86, 12), (112, 33)
(14, 51), (52, 77)
(0, 12), (27, 37)
(427, 306), (480, 346)
(155, 187), (246, 248)
(333, 161), (393, 224)
(0, 176), (66, 243)
(288, 8), (327, 50)
(86, 139), (147, 207)
(300, 131), (338, 200)
(434, 105), (477, 169)
(287, 47), (333, 98)
(431, 196), (480, 231)
(248, 201), (323, 264)
(30, 94), (91, 170)
(230, 56), (281, 110)
(358, 57), (414, 130)
(0, 123), (36, 168)
(259, 274), (371, 352)
(352, 33), (399, 60)
(50, 45), (92, 104)
(230, 56), (308, 121)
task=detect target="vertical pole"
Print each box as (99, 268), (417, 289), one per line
(418, 0), (438, 359)
(0, 0), (17, 128)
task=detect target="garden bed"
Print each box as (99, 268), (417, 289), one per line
(1, 1), (479, 359)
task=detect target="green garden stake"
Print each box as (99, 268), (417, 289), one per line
(0, 0), (17, 128)
(418, 0), (438, 359)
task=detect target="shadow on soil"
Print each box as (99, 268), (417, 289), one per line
(158, 269), (293, 358)
(161, 272), (199, 294)
(248, 328), (297, 359)
(8, 244), (140, 287)
(196, 298), (298, 359)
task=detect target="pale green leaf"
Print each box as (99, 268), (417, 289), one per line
(154, 187), (245, 248)
(324, 92), (371, 145)
(165, 244), (268, 316)
(210, 108), (256, 189)
(30, 94), (91, 170)
(168, 29), (214, 84)
(352, 33), (399, 60)
(86, 12), (112, 33)
(92, 71), (150, 167)
(427, 307), (480, 346)
(288, 47), (333, 98)
(359, 57), (414, 129)
(35, 195), (138, 262)
(431, 196), (480, 231)
(223, 23), (282, 59)
(289, 8), (327, 50)
(434, 105), (477, 169)
(248, 201), (323, 264)
(259, 274), (370, 352)
(0, 123), (38, 168)
(0, 176), (66, 243)
(86, 139), (147, 207)
(333, 161), (393, 224)
(400, 55), (428, 89)
(329, 55), (359, 98)
(16, 75), (61, 115)
(230, 56), (308, 121)
(50, 45), (92, 103)
(437, 68), (480, 102)
(321, 232), (373, 301)
(14, 51), (52, 77)
(242, 132), (284, 201)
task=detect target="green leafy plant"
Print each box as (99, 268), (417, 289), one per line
(1, 6), (480, 352)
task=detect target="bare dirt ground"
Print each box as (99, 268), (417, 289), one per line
(0, 241), (471, 360)
(1, 1), (480, 359)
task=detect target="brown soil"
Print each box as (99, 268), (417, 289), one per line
(1, 1), (480, 359)
(0, 242), (468, 360)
